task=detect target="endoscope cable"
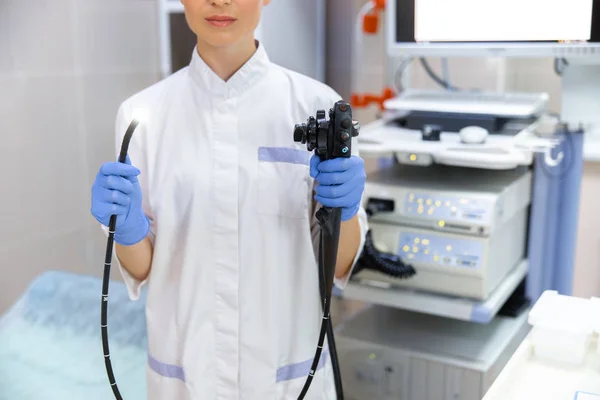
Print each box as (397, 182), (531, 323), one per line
(297, 206), (343, 399)
(101, 119), (139, 400)
(102, 120), (345, 400)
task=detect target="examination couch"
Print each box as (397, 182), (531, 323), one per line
(0, 271), (147, 399)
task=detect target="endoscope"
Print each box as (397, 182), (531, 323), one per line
(101, 101), (359, 400)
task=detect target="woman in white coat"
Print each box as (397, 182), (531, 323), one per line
(90, 0), (368, 398)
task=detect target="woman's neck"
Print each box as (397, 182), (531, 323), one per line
(196, 36), (258, 82)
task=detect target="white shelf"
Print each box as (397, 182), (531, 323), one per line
(340, 259), (528, 324)
(357, 118), (559, 170)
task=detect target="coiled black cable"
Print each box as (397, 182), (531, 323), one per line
(351, 204), (416, 279)
(356, 230), (416, 279)
(101, 119), (140, 400)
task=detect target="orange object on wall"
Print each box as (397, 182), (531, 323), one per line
(351, 87), (395, 110)
(373, 0), (386, 11)
(354, 0), (392, 110)
(363, 0), (386, 34)
(362, 13), (380, 34)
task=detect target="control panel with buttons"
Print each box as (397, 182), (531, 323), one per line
(403, 192), (494, 225)
(398, 232), (483, 269)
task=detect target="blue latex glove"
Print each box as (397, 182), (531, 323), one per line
(310, 154), (366, 221)
(91, 155), (150, 246)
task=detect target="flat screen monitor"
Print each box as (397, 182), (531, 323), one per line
(387, 0), (600, 57)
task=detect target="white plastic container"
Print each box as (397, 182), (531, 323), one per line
(483, 291), (600, 400)
(528, 290), (596, 365)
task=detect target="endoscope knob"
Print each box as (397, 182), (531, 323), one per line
(339, 131), (350, 141)
(294, 124), (306, 143)
(341, 118), (351, 130)
(352, 121), (360, 137)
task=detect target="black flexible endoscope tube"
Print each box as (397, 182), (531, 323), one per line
(297, 206), (343, 400)
(105, 118), (345, 399)
(326, 314), (343, 399)
(102, 119), (140, 400)
(318, 236), (344, 399)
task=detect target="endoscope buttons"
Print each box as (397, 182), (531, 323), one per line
(339, 130), (351, 141)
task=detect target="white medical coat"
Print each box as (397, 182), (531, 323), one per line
(109, 42), (367, 399)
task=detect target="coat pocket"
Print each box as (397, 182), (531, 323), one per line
(257, 147), (311, 219)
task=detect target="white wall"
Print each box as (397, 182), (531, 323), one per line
(0, 0), (161, 314)
(326, 0), (600, 298)
(573, 162), (600, 298)
(258, 0), (326, 81)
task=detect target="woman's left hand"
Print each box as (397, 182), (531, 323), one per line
(310, 154), (366, 222)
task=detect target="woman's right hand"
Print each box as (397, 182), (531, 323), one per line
(91, 155), (150, 246)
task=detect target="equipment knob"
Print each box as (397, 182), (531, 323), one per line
(340, 145), (349, 155)
(293, 125), (305, 143)
(352, 121), (360, 136)
(341, 118), (352, 129)
(339, 131), (350, 141)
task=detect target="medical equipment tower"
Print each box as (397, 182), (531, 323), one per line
(333, 1), (599, 399)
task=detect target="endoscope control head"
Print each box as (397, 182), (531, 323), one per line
(293, 100), (359, 161)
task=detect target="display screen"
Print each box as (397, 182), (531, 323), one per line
(395, 0), (600, 43)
